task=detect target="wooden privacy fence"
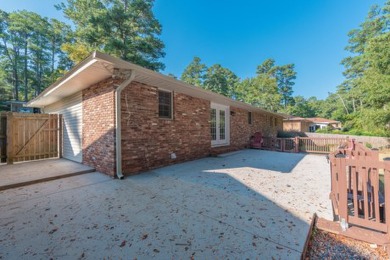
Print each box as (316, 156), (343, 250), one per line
(260, 136), (346, 154)
(0, 112), (62, 164)
(0, 114), (6, 163)
(329, 140), (390, 240)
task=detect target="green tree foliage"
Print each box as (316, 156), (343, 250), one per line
(0, 9), (72, 102)
(236, 75), (281, 112)
(281, 95), (315, 118)
(298, 1), (390, 137)
(180, 56), (206, 86)
(57, 0), (165, 71)
(181, 57), (239, 98)
(256, 58), (296, 108)
(203, 64), (239, 97)
(335, 1), (390, 136)
(181, 56), (294, 112)
(276, 64), (296, 108)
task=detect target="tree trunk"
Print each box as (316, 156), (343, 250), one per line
(13, 55), (19, 101)
(337, 94), (349, 114)
(24, 42), (28, 102)
(51, 38), (55, 82)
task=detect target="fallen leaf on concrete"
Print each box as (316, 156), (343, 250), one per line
(49, 228), (58, 234)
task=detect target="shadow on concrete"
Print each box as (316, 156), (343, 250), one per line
(0, 149), (334, 259)
(124, 149), (325, 258)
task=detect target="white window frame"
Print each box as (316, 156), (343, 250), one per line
(211, 103), (230, 147)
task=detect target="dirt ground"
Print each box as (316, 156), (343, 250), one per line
(306, 227), (389, 259)
(0, 149), (333, 259)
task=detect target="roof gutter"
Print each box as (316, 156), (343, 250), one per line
(114, 70), (135, 179)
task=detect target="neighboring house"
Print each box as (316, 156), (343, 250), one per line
(283, 117), (312, 132)
(283, 116), (341, 133)
(5, 101), (35, 113)
(27, 51), (284, 178)
(306, 117), (342, 132)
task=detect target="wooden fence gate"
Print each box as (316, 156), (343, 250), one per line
(0, 112), (62, 164)
(329, 140), (390, 244)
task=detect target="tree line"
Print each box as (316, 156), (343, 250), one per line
(0, 0), (388, 136)
(178, 1), (390, 137)
(286, 1), (389, 137)
(0, 0), (165, 103)
(180, 57), (296, 113)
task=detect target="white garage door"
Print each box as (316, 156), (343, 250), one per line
(44, 92), (83, 163)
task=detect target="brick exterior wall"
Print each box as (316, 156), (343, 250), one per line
(121, 81), (211, 175)
(80, 78), (284, 177)
(211, 107), (282, 155)
(82, 77), (119, 176)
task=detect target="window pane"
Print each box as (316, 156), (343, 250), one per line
(158, 91), (172, 118)
(211, 109), (216, 140)
(219, 110), (225, 140)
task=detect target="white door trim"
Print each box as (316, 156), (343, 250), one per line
(211, 103), (230, 147)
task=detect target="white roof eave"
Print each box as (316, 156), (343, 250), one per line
(28, 51), (284, 118)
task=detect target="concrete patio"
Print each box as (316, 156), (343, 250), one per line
(0, 158), (95, 191)
(0, 149), (333, 259)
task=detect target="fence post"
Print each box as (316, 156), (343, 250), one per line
(6, 112), (14, 164)
(58, 114), (63, 158)
(294, 137), (299, 153)
(385, 167), (390, 236)
(338, 158), (349, 230)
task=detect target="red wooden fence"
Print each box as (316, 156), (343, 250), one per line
(260, 136), (346, 154)
(329, 140), (390, 236)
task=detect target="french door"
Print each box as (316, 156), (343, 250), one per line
(210, 103), (230, 146)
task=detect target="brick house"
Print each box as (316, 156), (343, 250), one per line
(283, 117), (313, 132)
(27, 51), (284, 178)
(283, 116), (341, 132)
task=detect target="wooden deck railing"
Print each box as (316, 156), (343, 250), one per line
(329, 140), (390, 235)
(260, 136), (346, 154)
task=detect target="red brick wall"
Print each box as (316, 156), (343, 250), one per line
(81, 78), (283, 176)
(121, 81), (211, 175)
(211, 107), (283, 155)
(82, 78), (119, 176)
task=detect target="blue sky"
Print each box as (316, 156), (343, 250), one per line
(1, 0), (386, 99)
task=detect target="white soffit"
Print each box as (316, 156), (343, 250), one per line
(27, 58), (112, 107)
(28, 51), (284, 118)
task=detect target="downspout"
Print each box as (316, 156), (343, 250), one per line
(114, 70), (135, 179)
